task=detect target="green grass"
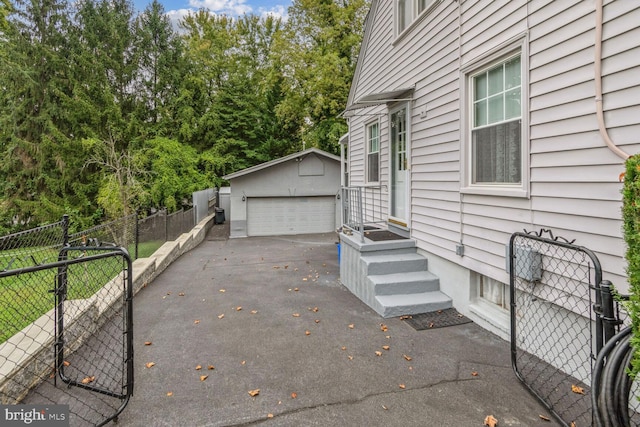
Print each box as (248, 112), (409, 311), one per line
(0, 248), (126, 344)
(0, 239), (164, 344)
(131, 240), (164, 259)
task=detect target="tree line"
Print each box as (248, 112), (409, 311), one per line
(0, 0), (368, 233)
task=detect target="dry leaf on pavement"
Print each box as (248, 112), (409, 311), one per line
(571, 385), (585, 395)
(248, 389), (260, 397)
(145, 362), (155, 368)
(195, 365), (202, 370)
(375, 351), (382, 356)
(144, 341), (152, 346)
(200, 375), (208, 381)
(403, 354), (412, 361)
(81, 376), (95, 384)
(291, 392), (297, 399)
(484, 415), (498, 427)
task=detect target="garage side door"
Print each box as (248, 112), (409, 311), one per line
(247, 197), (335, 236)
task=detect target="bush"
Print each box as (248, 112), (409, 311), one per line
(622, 154), (640, 374)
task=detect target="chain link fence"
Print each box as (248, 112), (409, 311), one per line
(0, 218), (133, 426)
(508, 229), (631, 427)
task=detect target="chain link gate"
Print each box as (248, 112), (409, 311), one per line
(1, 219), (133, 426)
(507, 229), (630, 427)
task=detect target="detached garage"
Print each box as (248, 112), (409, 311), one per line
(223, 148), (342, 238)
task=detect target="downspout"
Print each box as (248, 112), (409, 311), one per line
(594, 0), (629, 160)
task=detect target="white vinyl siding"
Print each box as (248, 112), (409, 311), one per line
(346, 0), (640, 295)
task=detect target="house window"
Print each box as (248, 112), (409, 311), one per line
(478, 275), (509, 311)
(366, 121), (380, 183)
(470, 54), (522, 185)
(397, 0), (436, 34)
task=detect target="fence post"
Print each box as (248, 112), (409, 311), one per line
(357, 187), (364, 243)
(62, 214), (69, 246)
(135, 209), (140, 260)
(164, 208), (168, 243)
(598, 280), (620, 346)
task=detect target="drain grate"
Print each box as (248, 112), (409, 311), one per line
(401, 308), (472, 330)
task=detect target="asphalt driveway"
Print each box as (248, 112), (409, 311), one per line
(116, 223), (558, 426)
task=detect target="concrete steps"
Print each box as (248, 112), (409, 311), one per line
(360, 244), (452, 318)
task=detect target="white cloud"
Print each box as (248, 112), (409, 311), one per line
(186, 0), (251, 15)
(257, 5), (287, 20)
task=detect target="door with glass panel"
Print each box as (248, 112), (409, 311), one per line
(390, 107), (409, 226)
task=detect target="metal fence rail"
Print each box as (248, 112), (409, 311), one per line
(0, 238), (133, 426)
(508, 229), (629, 426)
(341, 186), (387, 242)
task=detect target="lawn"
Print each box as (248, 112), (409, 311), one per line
(0, 248), (129, 344)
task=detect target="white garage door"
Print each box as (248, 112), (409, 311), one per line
(247, 197), (336, 236)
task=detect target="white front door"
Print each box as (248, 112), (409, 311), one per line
(390, 106), (409, 226)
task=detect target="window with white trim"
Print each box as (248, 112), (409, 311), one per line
(396, 0), (436, 34)
(478, 274), (509, 311)
(470, 54), (522, 186)
(366, 121), (380, 183)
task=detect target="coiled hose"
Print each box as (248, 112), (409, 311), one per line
(592, 326), (635, 427)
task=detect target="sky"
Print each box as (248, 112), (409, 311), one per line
(134, 0), (294, 25)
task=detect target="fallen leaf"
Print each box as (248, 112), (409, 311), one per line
(570, 423), (576, 427)
(294, 287), (299, 291)
(571, 384), (585, 395)
(218, 314), (225, 319)
(273, 265), (280, 269)
(312, 307), (319, 312)
(63, 360), (71, 367)
(348, 355), (353, 360)
(194, 320), (200, 324)
(200, 375), (208, 381)
(267, 414), (274, 419)
(145, 362), (155, 368)
(539, 415), (551, 422)
(348, 324), (354, 329)
(219, 289), (226, 293)
(484, 415), (498, 427)
(382, 405), (388, 410)
(428, 322), (434, 328)
(341, 346), (347, 351)
(471, 372), (479, 377)
(251, 310), (258, 314)
(292, 313), (301, 317)
(380, 324), (388, 332)
(403, 354), (412, 361)
(315, 319), (320, 323)
(236, 306), (242, 311)
(208, 365), (215, 370)
(398, 384), (406, 389)
(144, 341), (152, 346)
(178, 292), (185, 296)
(305, 330), (311, 336)
(241, 360), (246, 365)
(81, 376), (95, 384)
(291, 392), (297, 399)
(399, 315), (412, 320)
(166, 392), (173, 397)
(375, 351), (382, 356)
(248, 389), (260, 397)
(195, 365), (202, 370)
(302, 278), (308, 281)
(382, 345), (390, 351)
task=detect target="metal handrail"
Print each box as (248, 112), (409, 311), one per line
(341, 186), (387, 242)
